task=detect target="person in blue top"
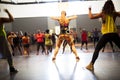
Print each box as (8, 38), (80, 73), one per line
(0, 9), (18, 73)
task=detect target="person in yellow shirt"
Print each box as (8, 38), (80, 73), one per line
(86, 0), (120, 71)
(44, 29), (53, 55)
(0, 9), (18, 73)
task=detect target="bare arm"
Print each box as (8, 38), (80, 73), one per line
(68, 15), (77, 20)
(1, 9), (14, 23)
(50, 16), (59, 21)
(88, 7), (102, 19)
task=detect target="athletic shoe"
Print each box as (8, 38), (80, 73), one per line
(10, 67), (18, 73)
(86, 63), (94, 71)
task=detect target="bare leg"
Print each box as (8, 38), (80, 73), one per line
(70, 43), (80, 62)
(67, 36), (80, 62)
(45, 46), (48, 55)
(52, 38), (63, 61)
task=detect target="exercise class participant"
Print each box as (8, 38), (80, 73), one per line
(0, 9), (18, 73)
(86, 0), (120, 71)
(51, 11), (80, 62)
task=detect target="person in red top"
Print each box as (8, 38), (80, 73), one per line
(81, 29), (88, 50)
(35, 30), (45, 55)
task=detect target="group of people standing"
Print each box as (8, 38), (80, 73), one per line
(7, 29), (56, 56)
(7, 31), (31, 56)
(35, 29), (54, 55)
(0, 0), (120, 74)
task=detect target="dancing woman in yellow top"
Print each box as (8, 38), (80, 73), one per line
(86, 0), (120, 71)
(51, 11), (80, 62)
(0, 9), (18, 73)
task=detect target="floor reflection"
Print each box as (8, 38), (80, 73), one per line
(1, 47), (120, 80)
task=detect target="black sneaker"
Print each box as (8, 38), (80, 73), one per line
(10, 67), (18, 73)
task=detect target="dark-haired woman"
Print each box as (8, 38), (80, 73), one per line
(86, 0), (120, 71)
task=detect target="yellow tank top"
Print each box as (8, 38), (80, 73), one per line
(0, 24), (6, 37)
(101, 14), (117, 34)
(45, 34), (52, 45)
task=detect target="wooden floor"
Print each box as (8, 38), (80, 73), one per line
(0, 43), (120, 80)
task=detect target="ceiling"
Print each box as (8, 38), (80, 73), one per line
(0, 0), (102, 4)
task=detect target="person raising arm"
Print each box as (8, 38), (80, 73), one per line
(86, 0), (120, 71)
(0, 9), (18, 73)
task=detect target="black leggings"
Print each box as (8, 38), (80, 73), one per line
(91, 33), (120, 64)
(102, 41), (114, 51)
(37, 42), (45, 52)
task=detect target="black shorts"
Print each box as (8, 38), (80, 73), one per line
(23, 44), (30, 48)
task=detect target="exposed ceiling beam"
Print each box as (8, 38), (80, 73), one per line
(0, 1), (59, 5)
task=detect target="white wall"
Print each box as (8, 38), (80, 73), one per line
(0, 0), (120, 18)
